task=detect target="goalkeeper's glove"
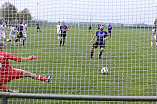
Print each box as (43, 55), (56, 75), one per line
(26, 55), (37, 60)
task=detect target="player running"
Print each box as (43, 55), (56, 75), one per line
(7, 26), (18, 46)
(60, 22), (68, 46)
(56, 21), (61, 41)
(88, 24), (91, 32)
(90, 25), (110, 59)
(0, 42), (52, 92)
(108, 23), (112, 37)
(17, 23), (25, 46)
(0, 21), (8, 46)
(151, 28), (157, 48)
(36, 22), (41, 32)
(22, 21), (28, 46)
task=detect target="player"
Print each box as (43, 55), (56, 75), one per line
(7, 26), (18, 46)
(88, 24), (91, 32)
(22, 21), (28, 46)
(151, 28), (157, 48)
(17, 23), (25, 46)
(56, 21), (61, 41)
(98, 24), (101, 30)
(0, 21), (8, 45)
(60, 22), (68, 46)
(108, 23), (112, 37)
(0, 42), (52, 92)
(36, 22), (41, 32)
(90, 25), (110, 59)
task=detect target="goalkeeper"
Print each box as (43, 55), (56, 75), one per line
(0, 42), (52, 92)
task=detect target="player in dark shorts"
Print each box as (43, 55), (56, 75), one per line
(17, 23), (25, 46)
(108, 23), (112, 37)
(88, 24), (91, 32)
(98, 24), (101, 30)
(90, 25), (110, 59)
(60, 22), (68, 46)
(36, 22), (41, 32)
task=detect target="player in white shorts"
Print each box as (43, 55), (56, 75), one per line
(56, 21), (61, 41)
(0, 21), (8, 45)
(21, 21), (28, 46)
(7, 26), (18, 46)
(151, 28), (157, 48)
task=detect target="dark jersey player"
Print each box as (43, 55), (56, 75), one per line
(36, 22), (41, 32)
(59, 22), (68, 46)
(108, 23), (112, 37)
(90, 25), (110, 59)
(88, 24), (91, 32)
(17, 23), (25, 46)
(98, 24), (101, 30)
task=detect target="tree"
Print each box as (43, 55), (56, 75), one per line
(18, 8), (32, 22)
(1, 2), (18, 23)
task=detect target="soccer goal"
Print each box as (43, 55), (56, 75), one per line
(78, 21), (104, 30)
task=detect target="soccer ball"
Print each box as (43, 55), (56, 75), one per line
(101, 67), (108, 74)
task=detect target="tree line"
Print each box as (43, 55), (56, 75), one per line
(0, 2), (32, 25)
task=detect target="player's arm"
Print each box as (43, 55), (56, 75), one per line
(103, 34), (110, 41)
(90, 34), (96, 42)
(6, 53), (37, 62)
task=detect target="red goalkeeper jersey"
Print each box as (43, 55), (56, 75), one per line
(0, 51), (22, 74)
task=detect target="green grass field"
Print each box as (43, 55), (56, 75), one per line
(2, 26), (157, 103)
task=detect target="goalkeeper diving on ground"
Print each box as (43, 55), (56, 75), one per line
(0, 42), (52, 93)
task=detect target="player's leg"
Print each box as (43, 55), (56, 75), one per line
(151, 35), (154, 47)
(99, 43), (105, 59)
(13, 36), (16, 46)
(60, 33), (63, 46)
(7, 34), (12, 42)
(63, 35), (66, 46)
(0, 83), (9, 92)
(108, 30), (111, 37)
(90, 42), (98, 58)
(23, 70), (52, 83)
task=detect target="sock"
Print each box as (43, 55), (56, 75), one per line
(90, 51), (94, 57)
(60, 40), (62, 45)
(36, 75), (47, 82)
(14, 41), (16, 45)
(151, 42), (153, 47)
(23, 40), (25, 46)
(99, 51), (103, 56)
(63, 40), (65, 45)
(0, 84), (9, 92)
(21, 40), (23, 44)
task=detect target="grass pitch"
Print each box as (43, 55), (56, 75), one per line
(2, 25), (157, 103)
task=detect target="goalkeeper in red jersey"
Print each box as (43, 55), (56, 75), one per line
(0, 42), (52, 92)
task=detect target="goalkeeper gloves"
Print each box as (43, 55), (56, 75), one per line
(26, 55), (37, 60)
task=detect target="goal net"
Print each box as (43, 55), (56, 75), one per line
(0, 0), (157, 104)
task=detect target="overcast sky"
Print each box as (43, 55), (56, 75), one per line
(0, 0), (157, 24)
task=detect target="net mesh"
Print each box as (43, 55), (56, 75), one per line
(0, 0), (157, 103)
